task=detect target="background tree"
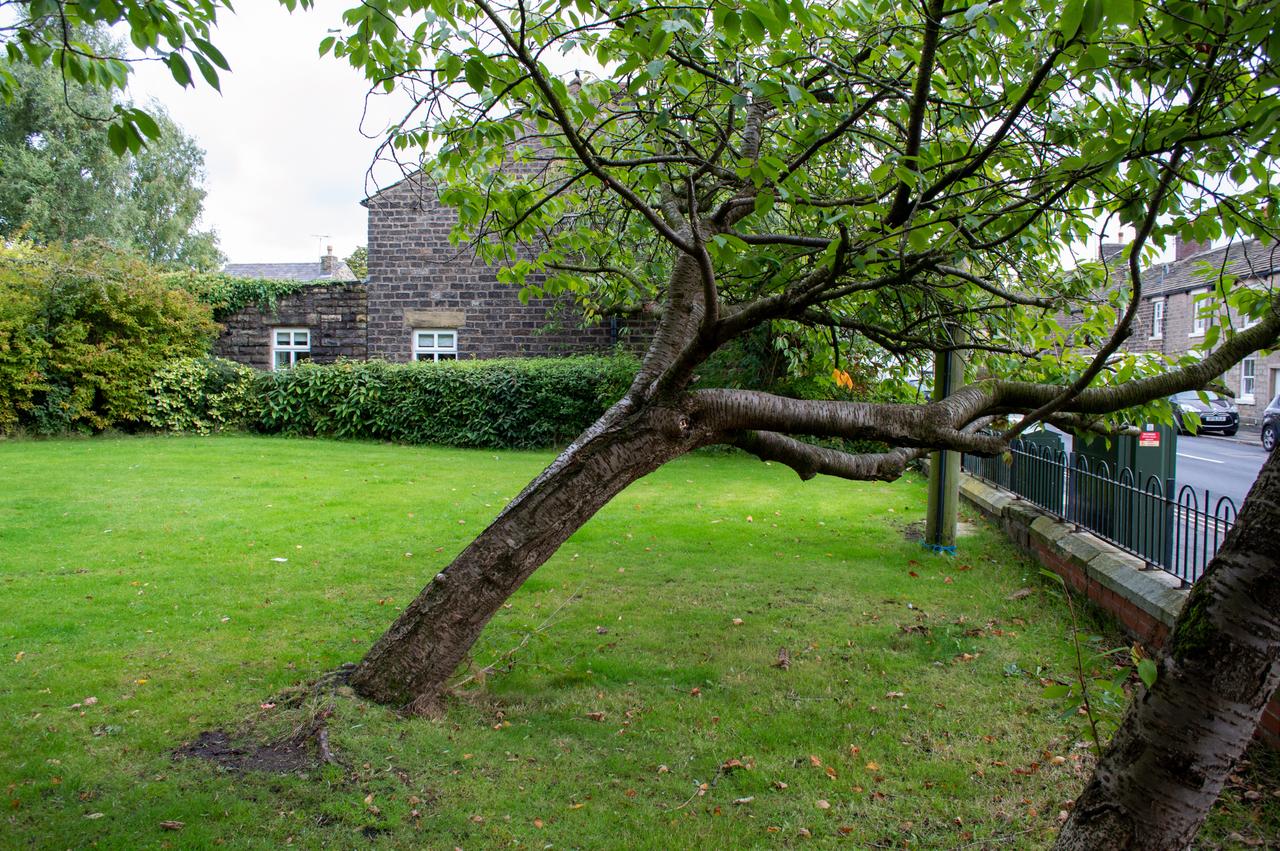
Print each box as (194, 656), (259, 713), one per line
(344, 245), (368, 279)
(0, 0), (301, 148)
(0, 46), (223, 269)
(325, 0), (1280, 741)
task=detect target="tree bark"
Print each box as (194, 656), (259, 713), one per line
(348, 397), (711, 714)
(1054, 447), (1280, 850)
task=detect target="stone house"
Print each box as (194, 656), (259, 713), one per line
(1120, 237), (1280, 426)
(212, 175), (627, 371)
(214, 248), (366, 370)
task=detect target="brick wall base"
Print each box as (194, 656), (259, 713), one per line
(959, 473), (1280, 750)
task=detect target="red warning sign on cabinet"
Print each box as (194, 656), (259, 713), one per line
(1138, 431), (1161, 447)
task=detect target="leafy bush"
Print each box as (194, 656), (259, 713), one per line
(145, 357), (259, 434)
(145, 354), (637, 448)
(0, 241), (218, 433)
(164, 271), (329, 320)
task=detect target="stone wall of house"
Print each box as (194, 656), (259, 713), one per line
(212, 283), (368, 370)
(1130, 289), (1280, 426)
(364, 176), (624, 362)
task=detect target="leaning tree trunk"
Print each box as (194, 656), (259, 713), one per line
(1054, 447), (1280, 850)
(348, 396), (709, 714)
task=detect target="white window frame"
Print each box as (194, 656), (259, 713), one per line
(1189, 288), (1210, 337)
(1149, 298), (1165, 340)
(411, 328), (459, 362)
(1241, 354), (1257, 404)
(271, 327), (311, 371)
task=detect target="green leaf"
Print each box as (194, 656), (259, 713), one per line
(464, 57), (489, 92)
(192, 53), (221, 91)
(107, 122), (128, 156)
(130, 109), (161, 140)
(1040, 684), (1072, 699)
(754, 189), (775, 217)
(167, 53), (192, 87)
(1137, 658), (1157, 689)
(1059, 0), (1086, 39)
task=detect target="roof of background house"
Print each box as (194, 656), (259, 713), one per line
(223, 257), (358, 283)
(1140, 238), (1280, 297)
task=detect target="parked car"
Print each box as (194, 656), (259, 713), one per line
(1169, 390), (1240, 436)
(1263, 393), (1280, 452)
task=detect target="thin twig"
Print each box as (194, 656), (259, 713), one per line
(450, 583), (586, 689)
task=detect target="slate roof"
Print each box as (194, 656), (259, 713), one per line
(1140, 239), (1280, 297)
(222, 261), (358, 283)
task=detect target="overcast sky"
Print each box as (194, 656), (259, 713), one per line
(127, 0), (407, 265)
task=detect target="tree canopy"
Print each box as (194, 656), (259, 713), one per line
(0, 49), (223, 269)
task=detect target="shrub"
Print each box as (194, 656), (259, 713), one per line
(163, 271), (328, 320)
(0, 241), (218, 433)
(147, 354), (638, 449)
(145, 357), (259, 434)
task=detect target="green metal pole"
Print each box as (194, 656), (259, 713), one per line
(925, 326), (967, 552)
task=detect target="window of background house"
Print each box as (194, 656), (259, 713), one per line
(1189, 289), (1211, 336)
(271, 328), (310, 370)
(412, 329), (458, 361)
(1241, 354), (1257, 403)
(1150, 298), (1165, 339)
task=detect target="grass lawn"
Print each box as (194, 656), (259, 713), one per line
(0, 435), (1274, 849)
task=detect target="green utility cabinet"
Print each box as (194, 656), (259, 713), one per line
(1012, 427), (1066, 515)
(1069, 423), (1177, 567)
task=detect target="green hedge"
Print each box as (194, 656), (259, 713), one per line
(0, 241), (218, 434)
(149, 355), (638, 449)
(145, 357), (259, 434)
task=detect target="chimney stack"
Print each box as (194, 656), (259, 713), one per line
(320, 244), (338, 274)
(1175, 235), (1209, 261)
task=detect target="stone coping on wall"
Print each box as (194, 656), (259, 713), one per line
(960, 473), (1187, 626)
(957, 470), (1280, 749)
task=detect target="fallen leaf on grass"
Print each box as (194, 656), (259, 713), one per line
(733, 796), (755, 805)
(533, 818), (544, 828)
(84, 813), (104, 819)
(773, 780), (788, 790)
(720, 758), (745, 773)
(816, 799), (831, 810)
(13, 652), (24, 663)
(159, 821), (184, 831)
(773, 647), (791, 670)
(584, 711), (606, 722)
(808, 755), (822, 767)
(865, 761), (881, 771)
(731, 618), (744, 626)
(1008, 588), (1033, 600)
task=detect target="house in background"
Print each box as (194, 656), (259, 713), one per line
(211, 175), (629, 371)
(213, 246), (368, 371)
(1123, 237), (1280, 426)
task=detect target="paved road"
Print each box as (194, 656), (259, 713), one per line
(1055, 429), (1268, 507)
(1173, 434), (1269, 507)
